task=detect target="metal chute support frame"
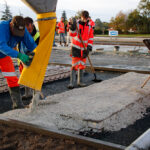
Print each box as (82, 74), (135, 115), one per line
(19, 0), (58, 91)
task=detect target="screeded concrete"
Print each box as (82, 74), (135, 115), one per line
(1, 72), (150, 133)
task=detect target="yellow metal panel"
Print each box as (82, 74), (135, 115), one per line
(18, 12), (56, 91)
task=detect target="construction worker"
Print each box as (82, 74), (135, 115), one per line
(18, 17), (40, 100)
(25, 17), (40, 45)
(57, 17), (66, 46)
(0, 16), (36, 109)
(68, 11), (93, 89)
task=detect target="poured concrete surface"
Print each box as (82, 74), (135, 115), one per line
(1, 72), (150, 133)
(50, 49), (150, 72)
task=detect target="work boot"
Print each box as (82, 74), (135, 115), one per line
(68, 70), (76, 89)
(8, 86), (25, 109)
(22, 87), (33, 100)
(77, 69), (87, 87)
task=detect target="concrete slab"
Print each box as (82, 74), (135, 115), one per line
(1, 72), (150, 133)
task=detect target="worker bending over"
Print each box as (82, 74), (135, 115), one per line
(68, 11), (93, 89)
(0, 16), (36, 109)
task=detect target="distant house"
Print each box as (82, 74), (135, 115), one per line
(128, 28), (136, 33)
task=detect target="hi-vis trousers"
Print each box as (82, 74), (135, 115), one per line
(0, 56), (19, 87)
(72, 57), (86, 70)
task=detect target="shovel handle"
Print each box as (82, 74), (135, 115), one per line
(141, 76), (150, 88)
(87, 56), (96, 74)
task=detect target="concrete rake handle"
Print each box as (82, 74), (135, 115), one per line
(141, 76), (150, 88)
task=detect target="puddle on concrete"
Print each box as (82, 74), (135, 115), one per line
(93, 45), (148, 53)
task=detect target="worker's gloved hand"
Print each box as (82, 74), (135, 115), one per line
(69, 18), (76, 31)
(26, 52), (35, 66)
(82, 50), (89, 58)
(87, 45), (92, 52)
(17, 53), (30, 66)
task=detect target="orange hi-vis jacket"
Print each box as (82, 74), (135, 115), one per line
(69, 21), (93, 70)
(89, 19), (95, 30)
(69, 20), (93, 58)
(57, 21), (65, 34)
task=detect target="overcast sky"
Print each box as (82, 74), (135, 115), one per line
(0, 0), (141, 21)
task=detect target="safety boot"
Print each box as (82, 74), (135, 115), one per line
(22, 87), (33, 100)
(68, 70), (76, 89)
(8, 86), (25, 109)
(77, 69), (87, 87)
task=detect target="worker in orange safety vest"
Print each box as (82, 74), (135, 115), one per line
(57, 17), (66, 46)
(68, 10), (93, 89)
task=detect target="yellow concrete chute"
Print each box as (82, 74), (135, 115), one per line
(18, 0), (58, 91)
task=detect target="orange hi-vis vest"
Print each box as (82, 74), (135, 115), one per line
(89, 19), (95, 29)
(69, 21), (93, 58)
(57, 21), (65, 34)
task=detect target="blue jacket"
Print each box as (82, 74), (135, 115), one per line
(0, 20), (37, 58)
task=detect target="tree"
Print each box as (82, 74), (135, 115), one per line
(95, 18), (105, 34)
(94, 19), (109, 35)
(126, 9), (142, 33)
(138, 0), (150, 33)
(62, 10), (67, 23)
(109, 11), (128, 33)
(138, 0), (150, 17)
(1, 1), (13, 20)
(61, 10), (68, 33)
(74, 10), (83, 19)
(102, 22), (109, 34)
(95, 18), (103, 30)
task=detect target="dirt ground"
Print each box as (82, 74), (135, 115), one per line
(0, 123), (98, 150)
